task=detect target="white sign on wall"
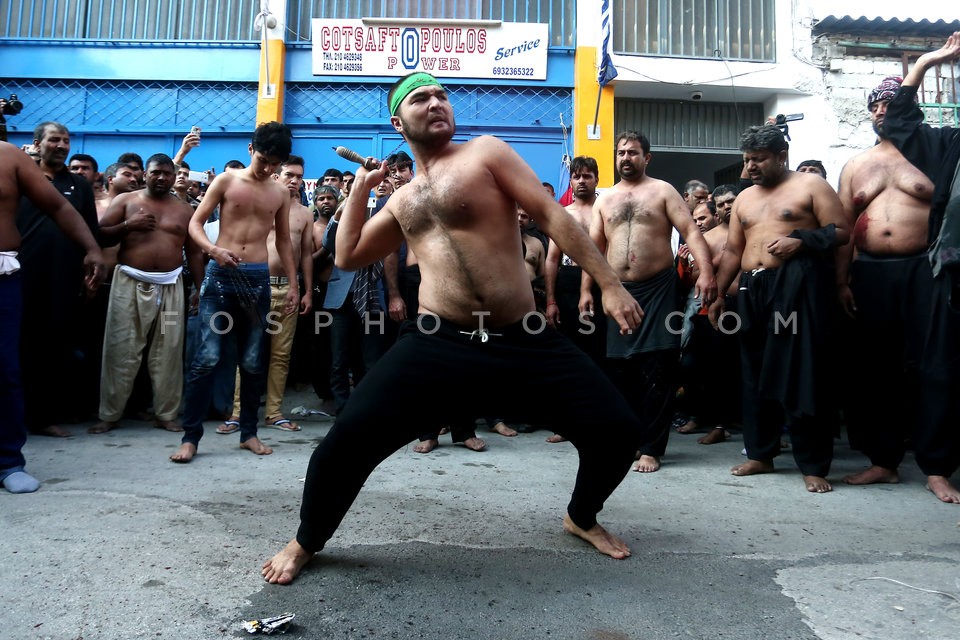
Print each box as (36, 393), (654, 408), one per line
(312, 20), (548, 81)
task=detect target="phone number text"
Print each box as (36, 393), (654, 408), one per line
(492, 66), (534, 76)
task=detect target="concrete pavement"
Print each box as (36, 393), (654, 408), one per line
(1, 389), (958, 640)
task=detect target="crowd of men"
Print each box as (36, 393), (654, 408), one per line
(2, 41), (959, 548)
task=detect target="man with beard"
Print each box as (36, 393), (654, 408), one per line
(709, 125), (848, 493)
(836, 76), (935, 491)
(0, 140), (104, 492)
(89, 154), (203, 434)
(676, 185), (741, 444)
(865, 33), (960, 503)
(545, 156), (606, 364)
(263, 72), (644, 585)
(16, 121), (100, 437)
(581, 132), (717, 473)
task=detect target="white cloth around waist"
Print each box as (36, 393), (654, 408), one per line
(0, 251), (20, 275)
(118, 264), (183, 285)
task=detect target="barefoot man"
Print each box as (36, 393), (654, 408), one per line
(263, 72), (644, 584)
(709, 125), (849, 493)
(172, 122), (298, 463)
(90, 154), (203, 434)
(581, 131), (717, 474)
(877, 32), (960, 503)
(0, 141), (104, 492)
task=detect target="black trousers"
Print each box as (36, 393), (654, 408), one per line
(915, 272), (960, 477)
(607, 349), (679, 458)
(296, 315), (642, 552)
(847, 254), (931, 471)
(737, 267), (834, 477)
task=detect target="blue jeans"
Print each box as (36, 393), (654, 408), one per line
(0, 272), (26, 472)
(181, 263), (270, 445)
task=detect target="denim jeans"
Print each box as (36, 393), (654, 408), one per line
(181, 263), (270, 445)
(0, 272), (26, 471)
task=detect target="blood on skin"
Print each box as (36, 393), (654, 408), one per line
(853, 214), (870, 245)
(852, 192), (866, 209)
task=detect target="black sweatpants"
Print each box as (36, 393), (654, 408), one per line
(296, 315), (642, 552)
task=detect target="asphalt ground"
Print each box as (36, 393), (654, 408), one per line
(2, 388), (959, 640)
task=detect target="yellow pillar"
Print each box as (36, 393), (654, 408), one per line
(573, 46), (616, 188)
(255, 0), (287, 125)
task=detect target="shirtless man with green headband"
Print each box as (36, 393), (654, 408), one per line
(263, 71), (645, 585)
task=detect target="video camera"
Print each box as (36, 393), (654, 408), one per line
(0, 94), (24, 142)
(1, 94), (23, 116)
(773, 113), (803, 141)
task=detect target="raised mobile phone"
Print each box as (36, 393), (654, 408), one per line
(190, 126), (201, 137)
(187, 170), (210, 184)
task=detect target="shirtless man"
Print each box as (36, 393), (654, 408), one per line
(172, 122), (298, 463)
(545, 156), (606, 361)
(89, 154), (203, 434)
(0, 141), (104, 492)
(223, 156), (313, 433)
(519, 207), (545, 283)
(263, 72), (644, 585)
(867, 33), (960, 503)
(709, 125), (849, 493)
(837, 76), (935, 491)
(581, 132), (717, 473)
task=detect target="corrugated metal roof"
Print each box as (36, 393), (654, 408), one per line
(813, 16), (960, 36)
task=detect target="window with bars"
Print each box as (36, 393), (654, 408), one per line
(615, 0), (775, 62)
(1, 0), (574, 47)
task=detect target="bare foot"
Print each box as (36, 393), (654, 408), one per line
(803, 475), (833, 493)
(413, 439), (438, 453)
(490, 421), (518, 437)
(170, 442), (197, 463)
(240, 437), (273, 456)
(731, 459), (774, 476)
(88, 420), (119, 434)
(631, 454), (661, 473)
(843, 465), (899, 485)
(562, 514), (631, 559)
(545, 433), (567, 443)
(697, 427), (727, 445)
(262, 539), (314, 585)
(31, 425), (71, 438)
(153, 419), (184, 433)
(926, 476), (960, 504)
(676, 419), (698, 434)
(459, 437), (487, 452)
(438, 427), (450, 436)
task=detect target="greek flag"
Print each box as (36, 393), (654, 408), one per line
(598, 0), (618, 87)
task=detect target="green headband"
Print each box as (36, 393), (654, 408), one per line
(389, 73), (444, 116)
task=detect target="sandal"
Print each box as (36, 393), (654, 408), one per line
(265, 417), (301, 432)
(216, 420), (240, 435)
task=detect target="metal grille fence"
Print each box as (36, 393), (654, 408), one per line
(286, 81), (573, 128)
(0, 78), (258, 132)
(615, 0), (776, 62)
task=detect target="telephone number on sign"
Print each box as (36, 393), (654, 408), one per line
(492, 66), (534, 76)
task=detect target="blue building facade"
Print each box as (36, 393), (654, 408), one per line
(0, 1), (575, 185)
